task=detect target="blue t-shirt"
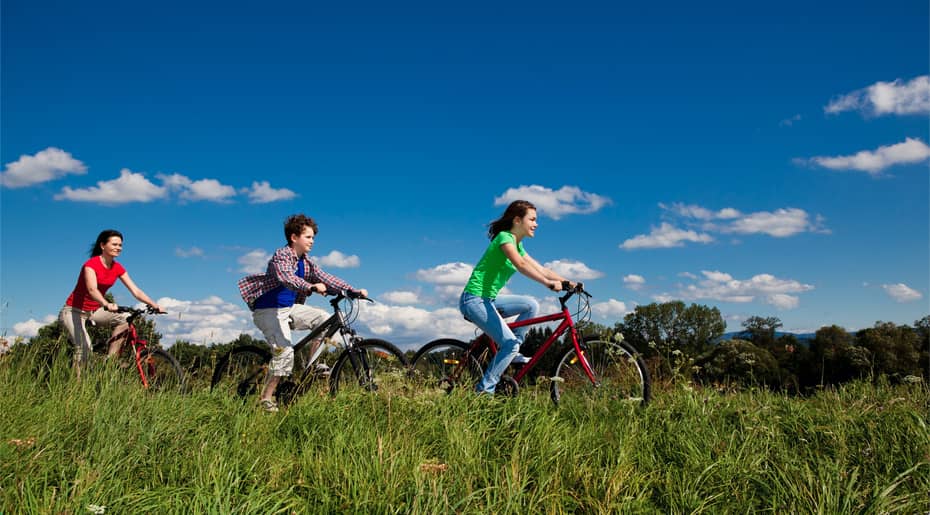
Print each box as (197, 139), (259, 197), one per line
(253, 259), (305, 309)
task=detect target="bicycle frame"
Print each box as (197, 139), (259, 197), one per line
(119, 309), (156, 388)
(474, 288), (599, 386)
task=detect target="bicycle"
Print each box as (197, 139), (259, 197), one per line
(109, 305), (186, 392)
(210, 290), (408, 405)
(409, 282), (651, 406)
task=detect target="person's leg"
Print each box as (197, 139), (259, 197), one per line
(90, 310), (130, 357)
(60, 306), (92, 379)
(493, 294), (539, 363)
(460, 293), (521, 394)
(253, 307), (295, 405)
(288, 304), (330, 368)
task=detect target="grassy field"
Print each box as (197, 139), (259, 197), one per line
(1, 347), (928, 514)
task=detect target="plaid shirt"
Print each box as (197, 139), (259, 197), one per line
(237, 245), (354, 309)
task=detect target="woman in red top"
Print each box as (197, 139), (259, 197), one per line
(59, 230), (163, 378)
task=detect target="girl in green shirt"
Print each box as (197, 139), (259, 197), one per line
(459, 200), (578, 394)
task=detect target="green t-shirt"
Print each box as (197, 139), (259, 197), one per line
(463, 231), (526, 299)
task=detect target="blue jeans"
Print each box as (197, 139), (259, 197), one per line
(459, 292), (539, 393)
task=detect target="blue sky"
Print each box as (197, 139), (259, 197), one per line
(2, 0), (928, 351)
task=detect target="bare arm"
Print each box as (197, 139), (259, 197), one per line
(119, 272), (163, 312)
(501, 243), (562, 291)
(83, 266), (118, 311)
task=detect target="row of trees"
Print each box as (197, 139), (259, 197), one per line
(7, 299), (928, 392)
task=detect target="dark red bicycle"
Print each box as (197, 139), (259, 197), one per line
(409, 283), (651, 406)
(113, 305), (185, 392)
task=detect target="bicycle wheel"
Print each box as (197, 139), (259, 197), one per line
(139, 348), (186, 393)
(550, 337), (651, 407)
(329, 339), (408, 396)
(408, 338), (484, 394)
(210, 345), (272, 399)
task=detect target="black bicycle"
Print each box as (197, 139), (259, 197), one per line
(210, 291), (408, 405)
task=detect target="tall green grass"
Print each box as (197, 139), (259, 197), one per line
(2, 345), (928, 514)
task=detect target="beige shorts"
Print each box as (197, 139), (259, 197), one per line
(252, 304), (328, 376)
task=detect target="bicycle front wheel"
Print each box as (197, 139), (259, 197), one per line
(139, 348), (186, 393)
(210, 345), (272, 400)
(551, 338), (651, 407)
(329, 339), (408, 396)
(408, 338), (484, 394)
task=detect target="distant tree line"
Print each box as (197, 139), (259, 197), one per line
(5, 299), (928, 393)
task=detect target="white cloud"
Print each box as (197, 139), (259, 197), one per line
(676, 270), (814, 309)
(415, 262), (474, 285)
(882, 283), (923, 303)
(494, 185), (611, 220)
(155, 296), (255, 345)
(12, 315), (57, 338)
(826, 75), (930, 116)
(1, 147), (87, 188)
(381, 290), (419, 305)
(175, 246), (204, 258)
(238, 249), (270, 274)
(55, 169), (167, 204)
(662, 203), (828, 238)
(621, 222), (714, 250)
(799, 138), (930, 175)
(313, 250), (360, 268)
(543, 259), (604, 280)
(724, 208), (826, 237)
(591, 299), (630, 320)
(357, 304), (475, 350)
(245, 181), (297, 203)
(623, 274), (646, 290)
(158, 173), (237, 202)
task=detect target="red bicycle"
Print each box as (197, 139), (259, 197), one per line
(112, 305), (185, 392)
(409, 283), (651, 406)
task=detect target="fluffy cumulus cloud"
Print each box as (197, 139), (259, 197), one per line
(357, 304), (475, 350)
(154, 296), (255, 345)
(415, 262), (474, 285)
(621, 222), (714, 250)
(543, 260), (604, 280)
(238, 249), (270, 273)
(313, 250), (361, 268)
(494, 185), (611, 220)
(12, 315), (57, 338)
(624, 274), (645, 290)
(622, 203), (829, 249)
(1, 147), (87, 188)
(825, 75), (930, 116)
(381, 290), (419, 305)
(55, 169), (167, 204)
(881, 283), (923, 303)
(671, 270), (814, 309)
(591, 299), (630, 320)
(158, 173), (236, 202)
(797, 138), (930, 176)
(245, 181), (297, 203)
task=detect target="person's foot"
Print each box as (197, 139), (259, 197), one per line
(260, 399), (279, 413)
(313, 363), (331, 376)
(511, 353), (531, 365)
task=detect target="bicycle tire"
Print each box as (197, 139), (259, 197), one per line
(139, 348), (187, 393)
(329, 339), (408, 396)
(550, 337), (651, 407)
(408, 338), (485, 394)
(210, 345), (272, 399)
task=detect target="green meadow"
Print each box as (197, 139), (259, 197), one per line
(1, 346), (928, 514)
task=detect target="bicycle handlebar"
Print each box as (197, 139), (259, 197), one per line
(115, 305), (166, 315)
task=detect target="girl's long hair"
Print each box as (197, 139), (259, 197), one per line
(90, 230), (123, 257)
(487, 200), (535, 239)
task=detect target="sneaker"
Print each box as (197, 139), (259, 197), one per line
(260, 399), (279, 413)
(511, 354), (531, 365)
(313, 363), (331, 376)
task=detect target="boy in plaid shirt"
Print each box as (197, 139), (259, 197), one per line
(238, 214), (367, 412)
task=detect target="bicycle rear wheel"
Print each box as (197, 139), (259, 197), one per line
(408, 338), (484, 394)
(139, 348), (186, 393)
(550, 338), (651, 407)
(210, 345), (272, 400)
(329, 339), (408, 396)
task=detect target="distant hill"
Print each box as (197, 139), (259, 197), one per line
(718, 331), (816, 344)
